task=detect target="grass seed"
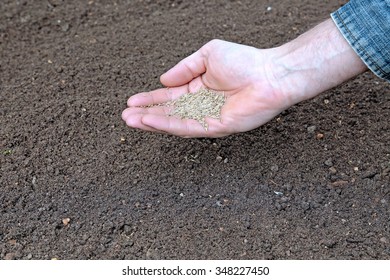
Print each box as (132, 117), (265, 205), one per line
(167, 88), (225, 130)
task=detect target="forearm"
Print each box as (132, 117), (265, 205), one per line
(269, 18), (367, 105)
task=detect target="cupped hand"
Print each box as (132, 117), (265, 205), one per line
(121, 39), (289, 138)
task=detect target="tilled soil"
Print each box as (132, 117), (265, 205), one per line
(1, 0), (389, 260)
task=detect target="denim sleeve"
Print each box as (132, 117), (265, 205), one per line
(331, 0), (390, 82)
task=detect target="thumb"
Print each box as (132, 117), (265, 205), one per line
(160, 48), (207, 87)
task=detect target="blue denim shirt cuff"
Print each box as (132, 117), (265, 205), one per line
(331, 0), (390, 82)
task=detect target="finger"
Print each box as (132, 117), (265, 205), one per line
(127, 85), (189, 107)
(122, 112), (161, 133)
(122, 105), (171, 126)
(122, 104), (232, 138)
(141, 114), (229, 138)
(122, 107), (168, 133)
(140, 114), (205, 137)
(160, 48), (207, 87)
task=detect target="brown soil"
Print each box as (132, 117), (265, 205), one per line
(1, 0), (389, 260)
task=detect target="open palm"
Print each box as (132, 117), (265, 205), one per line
(122, 39), (288, 138)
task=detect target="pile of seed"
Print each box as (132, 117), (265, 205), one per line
(167, 88), (225, 130)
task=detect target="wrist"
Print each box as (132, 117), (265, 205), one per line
(268, 19), (367, 106)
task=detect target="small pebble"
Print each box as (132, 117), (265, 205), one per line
(362, 170), (378, 179)
(270, 165), (279, 172)
(307, 125), (316, 133)
(4, 253), (15, 260)
(61, 22), (70, 32)
(321, 239), (337, 248)
(62, 218), (71, 226)
(275, 202), (282, 211)
(380, 237), (388, 243)
(301, 201), (310, 211)
(281, 196), (289, 203)
(7, 239), (17, 245)
(329, 167), (337, 174)
(32, 176), (37, 187)
(331, 180), (348, 187)
(146, 248), (159, 259)
(324, 158), (333, 167)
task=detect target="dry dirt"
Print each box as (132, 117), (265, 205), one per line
(1, 0), (389, 260)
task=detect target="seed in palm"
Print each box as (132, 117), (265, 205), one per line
(168, 88), (225, 131)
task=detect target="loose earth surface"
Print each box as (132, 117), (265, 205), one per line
(1, 0), (389, 260)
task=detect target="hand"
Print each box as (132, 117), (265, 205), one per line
(121, 20), (366, 138)
(121, 39), (289, 138)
